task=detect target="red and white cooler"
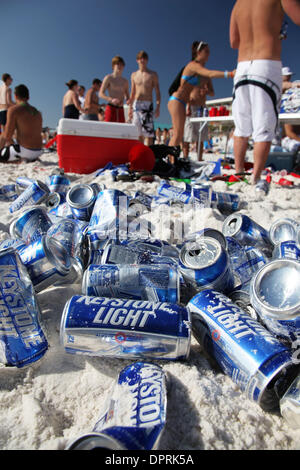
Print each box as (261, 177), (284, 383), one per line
(57, 119), (140, 174)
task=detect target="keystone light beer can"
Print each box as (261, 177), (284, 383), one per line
(157, 181), (193, 204)
(47, 218), (87, 260)
(0, 248), (48, 368)
(178, 237), (234, 294)
(269, 218), (299, 245)
(66, 184), (96, 221)
(188, 289), (299, 410)
(222, 213), (273, 254)
(18, 234), (71, 292)
(45, 174), (71, 194)
(65, 362), (167, 450)
(10, 206), (53, 244)
(9, 180), (51, 214)
(82, 264), (180, 303)
(211, 191), (240, 214)
(250, 259), (300, 341)
(60, 296), (191, 360)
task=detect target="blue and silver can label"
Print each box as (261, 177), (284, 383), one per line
(46, 174), (71, 194)
(66, 362), (167, 450)
(188, 289), (297, 410)
(0, 248), (48, 368)
(211, 191), (240, 213)
(82, 264), (180, 303)
(222, 213), (273, 253)
(269, 218), (299, 245)
(10, 206), (53, 245)
(60, 296), (191, 360)
(178, 237), (234, 294)
(18, 235), (71, 292)
(272, 240), (300, 261)
(9, 180), (50, 214)
(157, 182), (192, 204)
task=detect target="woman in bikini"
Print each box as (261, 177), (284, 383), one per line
(168, 41), (235, 151)
(62, 80), (84, 119)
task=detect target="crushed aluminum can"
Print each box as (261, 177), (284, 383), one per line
(0, 184), (18, 201)
(47, 218), (87, 260)
(82, 264), (180, 303)
(54, 256), (83, 286)
(222, 212), (273, 254)
(9, 180), (51, 214)
(15, 176), (35, 193)
(250, 259), (300, 342)
(269, 218), (299, 245)
(225, 236), (251, 285)
(211, 191), (240, 214)
(9, 206), (53, 245)
(180, 228), (227, 250)
(66, 184), (97, 221)
(88, 189), (130, 240)
(178, 237), (235, 294)
(0, 237), (27, 253)
(65, 362), (167, 450)
(188, 289), (300, 410)
(272, 240), (300, 261)
(157, 181), (193, 204)
(0, 248), (48, 368)
(129, 191), (153, 212)
(60, 296), (191, 360)
(228, 281), (258, 319)
(18, 234), (71, 292)
(280, 374), (300, 429)
(45, 174), (71, 193)
(48, 198), (74, 219)
(121, 238), (179, 259)
(45, 192), (66, 210)
(101, 242), (178, 268)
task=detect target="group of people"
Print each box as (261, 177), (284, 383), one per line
(1, 0), (300, 185)
(62, 51), (161, 146)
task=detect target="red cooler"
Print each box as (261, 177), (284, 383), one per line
(57, 119), (140, 174)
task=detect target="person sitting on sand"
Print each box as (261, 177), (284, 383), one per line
(99, 56), (130, 123)
(0, 84), (44, 163)
(62, 80), (84, 119)
(168, 41), (234, 158)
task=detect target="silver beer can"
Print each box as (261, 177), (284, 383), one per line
(269, 218), (299, 245)
(66, 184), (96, 221)
(250, 259), (300, 341)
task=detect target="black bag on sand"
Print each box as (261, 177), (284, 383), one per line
(149, 144), (191, 178)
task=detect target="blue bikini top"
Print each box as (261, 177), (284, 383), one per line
(182, 75), (200, 86)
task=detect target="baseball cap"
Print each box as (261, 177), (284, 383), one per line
(282, 66), (293, 76)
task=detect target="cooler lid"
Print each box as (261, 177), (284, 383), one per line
(57, 118), (139, 140)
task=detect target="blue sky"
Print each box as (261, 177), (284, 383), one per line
(1, 0), (300, 129)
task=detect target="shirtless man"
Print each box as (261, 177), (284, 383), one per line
(183, 79), (214, 161)
(128, 50), (161, 146)
(0, 74), (15, 132)
(0, 84), (43, 163)
(99, 56), (130, 123)
(83, 79), (102, 121)
(230, 0), (300, 187)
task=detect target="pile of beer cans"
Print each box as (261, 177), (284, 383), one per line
(1, 171), (300, 450)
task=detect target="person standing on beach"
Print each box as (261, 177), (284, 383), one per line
(0, 84), (43, 163)
(230, 0), (300, 187)
(99, 56), (130, 123)
(128, 50), (161, 146)
(62, 80), (84, 119)
(78, 85), (86, 120)
(0, 74), (15, 133)
(168, 41), (234, 158)
(83, 78), (102, 121)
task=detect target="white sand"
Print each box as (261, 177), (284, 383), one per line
(0, 150), (300, 450)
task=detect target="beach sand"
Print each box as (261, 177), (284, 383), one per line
(0, 150), (300, 450)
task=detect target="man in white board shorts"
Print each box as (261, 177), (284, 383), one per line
(230, 0), (300, 188)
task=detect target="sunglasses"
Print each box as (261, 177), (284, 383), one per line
(197, 41), (209, 51)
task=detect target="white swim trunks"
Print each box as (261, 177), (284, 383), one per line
(0, 143), (43, 162)
(184, 106), (208, 143)
(232, 60), (282, 142)
(132, 100), (155, 138)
